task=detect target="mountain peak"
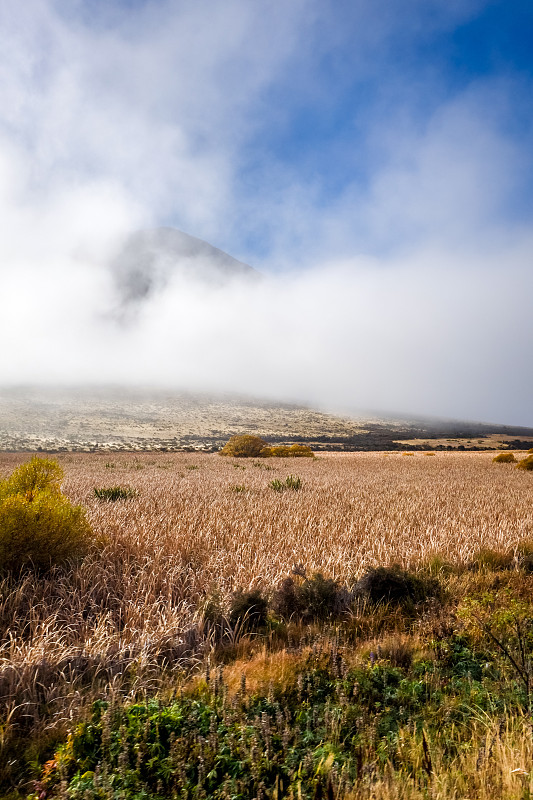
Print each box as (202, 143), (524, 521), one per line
(111, 227), (259, 316)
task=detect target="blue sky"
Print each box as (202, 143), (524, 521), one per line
(3, 0), (532, 264)
(1, 0), (532, 424)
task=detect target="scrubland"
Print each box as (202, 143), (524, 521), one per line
(1, 451), (533, 798)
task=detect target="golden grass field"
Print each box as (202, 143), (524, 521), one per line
(2, 449), (532, 669)
(1, 449), (533, 794)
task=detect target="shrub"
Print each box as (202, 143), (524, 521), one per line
(269, 475), (301, 492)
(220, 437), (314, 459)
(492, 452), (516, 463)
(354, 565), (440, 606)
(516, 455), (533, 471)
(269, 444), (314, 458)
(470, 547), (513, 572)
(0, 457), (93, 573)
(228, 588), (268, 632)
(272, 572), (352, 622)
(93, 486), (136, 501)
(218, 435), (270, 458)
(515, 539), (533, 573)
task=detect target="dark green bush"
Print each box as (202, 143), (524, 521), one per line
(272, 572), (351, 622)
(470, 547), (513, 572)
(228, 588), (269, 632)
(354, 565), (440, 606)
(0, 457), (93, 573)
(515, 539), (533, 572)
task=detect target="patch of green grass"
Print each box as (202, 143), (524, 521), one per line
(93, 486), (136, 502)
(269, 475), (302, 492)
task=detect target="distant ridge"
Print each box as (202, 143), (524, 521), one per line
(111, 227), (259, 317)
(1, 386), (533, 453)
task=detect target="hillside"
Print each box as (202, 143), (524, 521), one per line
(1, 386), (532, 452)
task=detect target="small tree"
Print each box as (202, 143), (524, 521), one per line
(0, 457), (93, 573)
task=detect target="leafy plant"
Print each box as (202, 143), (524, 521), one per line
(0, 457), (93, 573)
(516, 454), (533, 471)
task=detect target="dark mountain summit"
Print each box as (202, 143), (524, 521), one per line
(110, 227), (259, 317)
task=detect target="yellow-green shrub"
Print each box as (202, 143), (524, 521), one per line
(0, 457), (93, 573)
(516, 454), (533, 471)
(492, 452), (516, 463)
(219, 436), (314, 458)
(268, 444), (314, 458)
(218, 435), (270, 458)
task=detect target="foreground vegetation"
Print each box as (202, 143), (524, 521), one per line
(0, 451), (532, 798)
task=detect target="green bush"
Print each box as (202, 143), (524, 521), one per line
(516, 455), (533, 471)
(470, 547), (513, 572)
(515, 539), (533, 573)
(0, 457), (93, 573)
(218, 435), (270, 458)
(228, 588), (269, 632)
(354, 565), (440, 606)
(272, 572), (351, 621)
(492, 452), (516, 463)
(93, 486), (136, 501)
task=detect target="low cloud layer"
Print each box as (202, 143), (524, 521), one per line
(1, 0), (532, 425)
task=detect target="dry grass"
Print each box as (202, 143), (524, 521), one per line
(1, 450), (532, 790)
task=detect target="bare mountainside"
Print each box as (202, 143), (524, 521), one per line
(1, 387), (533, 452)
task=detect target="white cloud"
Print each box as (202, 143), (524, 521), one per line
(0, 0), (532, 426)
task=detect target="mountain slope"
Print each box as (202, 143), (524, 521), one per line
(1, 386), (533, 453)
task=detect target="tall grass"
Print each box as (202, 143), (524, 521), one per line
(0, 451), (532, 794)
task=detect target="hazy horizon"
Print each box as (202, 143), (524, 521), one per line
(1, 1), (532, 426)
